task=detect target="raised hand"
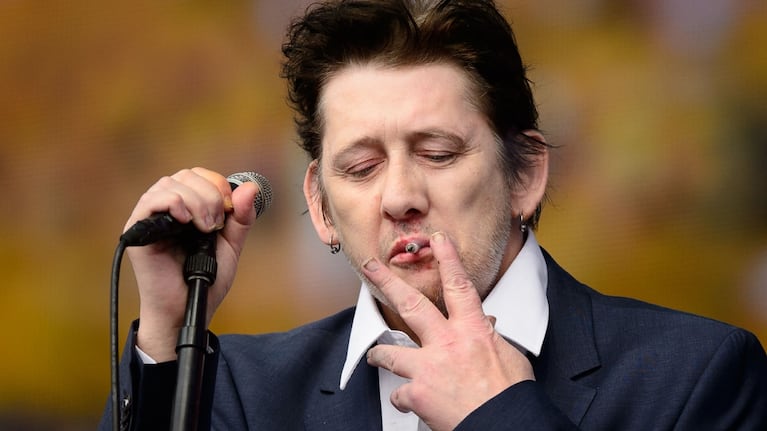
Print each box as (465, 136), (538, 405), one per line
(364, 231), (534, 431)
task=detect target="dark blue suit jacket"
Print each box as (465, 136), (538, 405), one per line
(100, 251), (767, 430)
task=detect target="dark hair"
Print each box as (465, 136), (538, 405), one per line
(282, 0), (548, 227)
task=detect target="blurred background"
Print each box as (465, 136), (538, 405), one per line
(1, 0), (765, 428)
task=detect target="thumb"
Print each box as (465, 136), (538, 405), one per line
(230, 181), (259, 226)
(220, 181), (259, 254)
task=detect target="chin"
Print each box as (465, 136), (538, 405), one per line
(406, 276), (447, 313)
(396, 270), (439, 291)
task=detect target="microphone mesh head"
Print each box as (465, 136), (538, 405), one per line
(227, 171), (273, 218)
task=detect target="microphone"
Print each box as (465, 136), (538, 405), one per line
(119, 171), (273, 246)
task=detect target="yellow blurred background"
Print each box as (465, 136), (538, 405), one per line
(1, 0), (765, 428)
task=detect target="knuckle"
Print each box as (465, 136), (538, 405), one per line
(385, 348), (401, 374)
(155, 175), (177, 189)
(374, 269), (396, 287)
(208, 187), (226, 208)
(172, 168), (195, 181)
(399, 292), (430, 317)
(164, 191), (185, 207)
(446, 273), (474, 292)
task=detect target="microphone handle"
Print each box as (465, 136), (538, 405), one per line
(119, 212), (193, 246)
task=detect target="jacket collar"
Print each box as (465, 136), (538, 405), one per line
(534, 249), (601, 425)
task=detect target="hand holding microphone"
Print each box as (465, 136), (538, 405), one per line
(121, 171), (272, 246)
(123, 168), (271, 361)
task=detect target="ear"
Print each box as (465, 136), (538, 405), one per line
(511, 130), (549, 218)
(303, 160), (335, 244)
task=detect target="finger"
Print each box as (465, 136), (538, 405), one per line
(228, 180), (258, 226)
(219, 181), (259, 256)
(430, 232), (484, 320)
(125, 182), (192, 231)
(190, 167), (234, 212)
(125, 168), (229, 234)
(390, 387), (414, 414)
(362, 257), (446, 343)
(166, 168), (229, 232)
(366, 344), (417, 379)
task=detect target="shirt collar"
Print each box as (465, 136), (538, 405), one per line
(339, 231), (549, 390)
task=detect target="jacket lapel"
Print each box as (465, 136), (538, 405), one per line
(306, 361), (382, 431)
(303, 319), (383, 431)
(534, 250), (601, 425)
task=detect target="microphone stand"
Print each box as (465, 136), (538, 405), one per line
(170, 232), (217, 431)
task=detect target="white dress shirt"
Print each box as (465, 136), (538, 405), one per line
(340, 231), (550, 431)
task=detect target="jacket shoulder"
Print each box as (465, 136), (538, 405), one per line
(542, 247), (749, 349)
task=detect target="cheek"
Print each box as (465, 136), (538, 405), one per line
(326, 188), (382, 243)
(449, 167), (506, 209)
(328, 188), (377, 220)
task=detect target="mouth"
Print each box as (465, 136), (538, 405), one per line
(388, 237), (431, 265)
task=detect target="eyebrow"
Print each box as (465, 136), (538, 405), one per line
(406, 129), (468, 149)
(329, 136), (381, 168)
(329, 127), (470, 168)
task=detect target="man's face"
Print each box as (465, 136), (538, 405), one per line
(305, 63), (538, 317)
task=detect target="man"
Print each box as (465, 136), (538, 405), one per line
(101, 0), (767, 429)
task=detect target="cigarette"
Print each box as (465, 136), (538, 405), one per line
(405, 242), (420, 254)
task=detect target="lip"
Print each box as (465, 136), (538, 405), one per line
(388, 237), (431, 264)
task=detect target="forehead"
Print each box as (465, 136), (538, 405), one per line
(318, 63), (485, 155)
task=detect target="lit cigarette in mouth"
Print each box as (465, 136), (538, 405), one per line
(405, 242), (420, 254)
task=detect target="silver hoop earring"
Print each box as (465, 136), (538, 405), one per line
(329, 234), (341, 255)
(519, 213), (528, 234)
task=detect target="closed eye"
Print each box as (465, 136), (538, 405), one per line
(424, 153), (456, 162)
(420, 152), (459, 166)
(344, 159), (383, 179)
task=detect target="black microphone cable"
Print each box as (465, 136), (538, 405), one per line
(110, 239), (127, 431)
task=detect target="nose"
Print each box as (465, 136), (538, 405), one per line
(380, 158), (428, 221)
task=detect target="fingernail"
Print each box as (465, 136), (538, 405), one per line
(366, 347), (379, 364)
(224, 196), (234, 211)
(214, 213), (225, 228)
(363, 258), (380, 272)
(205, 214), (216, 229)
(431, 231), (446, 243)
